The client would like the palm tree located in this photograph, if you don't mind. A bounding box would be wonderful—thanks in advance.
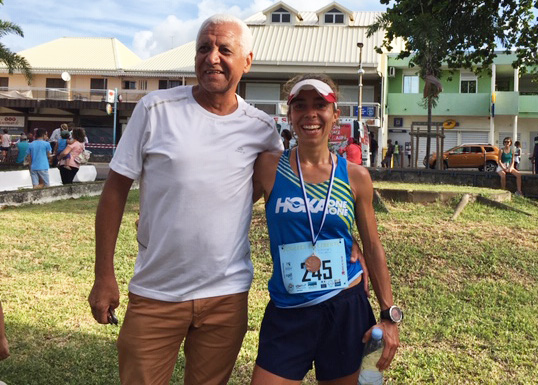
[0,18,32,84]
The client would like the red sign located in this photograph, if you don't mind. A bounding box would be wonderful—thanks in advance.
[330,123,352,143]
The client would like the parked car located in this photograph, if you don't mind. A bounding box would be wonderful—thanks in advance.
[424,143,500,172]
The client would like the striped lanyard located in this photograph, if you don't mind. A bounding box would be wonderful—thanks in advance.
[296,148,336,248]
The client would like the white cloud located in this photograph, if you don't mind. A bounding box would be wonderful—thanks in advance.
[2,0,387,58]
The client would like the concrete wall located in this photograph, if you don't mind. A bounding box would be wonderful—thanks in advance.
[0,166,97,192]
[369,168,538,198]
[0,181,105,207]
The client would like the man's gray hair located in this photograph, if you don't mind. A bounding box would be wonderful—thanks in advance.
[196,14,253,57]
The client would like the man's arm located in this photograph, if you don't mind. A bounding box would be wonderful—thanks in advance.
[88,170,133,324]
[0,301,9,360]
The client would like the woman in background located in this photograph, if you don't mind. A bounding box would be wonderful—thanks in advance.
[497,136,523,196]
[58,127,86,184]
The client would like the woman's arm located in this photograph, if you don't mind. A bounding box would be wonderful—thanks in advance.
[58,144,73,160]
[349,163,399,371]
[253,151,281,203]
[498,149,508,172]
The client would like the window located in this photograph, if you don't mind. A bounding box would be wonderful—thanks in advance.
[460,73,477,93]
[271,7,291,23]
[90,78,107,90]
[403,75,419,94]
[0,77,8,90]
[138,80,148,90]
[159,80,182,89]
[46,78,66,88]
[90,78,108,99]
[325,8,344,24]
[46,78,67,99]
[123,81,136,90]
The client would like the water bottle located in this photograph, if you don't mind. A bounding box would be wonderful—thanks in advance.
[358,327,384,385]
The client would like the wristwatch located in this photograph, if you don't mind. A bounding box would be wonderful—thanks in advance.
[380,305,404,323]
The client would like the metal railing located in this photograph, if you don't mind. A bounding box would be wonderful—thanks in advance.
[245,99,381,119]
[0,87,150,103]
[1,87,383,117]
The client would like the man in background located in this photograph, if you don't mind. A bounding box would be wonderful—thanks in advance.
[26,128,52,188]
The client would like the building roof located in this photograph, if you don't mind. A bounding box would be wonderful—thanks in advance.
[126,41,196,75]
[12,37,141,74]
[128,7,401,77]
[248,21,384,67]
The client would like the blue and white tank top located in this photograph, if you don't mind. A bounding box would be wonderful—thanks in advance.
[265,149,363,308]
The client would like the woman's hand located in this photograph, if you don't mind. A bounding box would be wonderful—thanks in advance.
[362,320,400,371]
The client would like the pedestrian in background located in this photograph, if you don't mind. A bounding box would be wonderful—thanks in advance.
[531,136,538,174]
[1,129,10,163]
[341,137,362,165]
[381,139,394,168]
[393,140,400,167]
[497,136,523,196]
[15,134,29,164]
[513,140,521,170]
[370,135,378,166]
[26,128,52,189]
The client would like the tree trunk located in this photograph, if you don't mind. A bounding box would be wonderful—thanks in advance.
[425,96,432,167]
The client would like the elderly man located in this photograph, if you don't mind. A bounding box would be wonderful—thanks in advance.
[88,14,283,385]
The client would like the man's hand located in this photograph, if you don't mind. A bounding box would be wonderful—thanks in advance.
[88,277,120,324]
[350,238,370,297]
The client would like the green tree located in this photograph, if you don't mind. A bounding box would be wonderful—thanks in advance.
[0,0,32,84]
[368,0,538,168]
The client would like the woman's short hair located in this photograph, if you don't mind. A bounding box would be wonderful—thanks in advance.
[72,127,86,143]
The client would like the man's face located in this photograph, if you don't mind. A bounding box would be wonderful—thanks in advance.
[195,22,252,97]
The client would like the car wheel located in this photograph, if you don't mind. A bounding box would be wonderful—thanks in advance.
[484,161,497,172]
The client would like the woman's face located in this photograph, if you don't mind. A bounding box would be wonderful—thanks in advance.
[288,89,340,146]
[503,138,512,147]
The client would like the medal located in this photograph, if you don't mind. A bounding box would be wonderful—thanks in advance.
[305,253,322,272]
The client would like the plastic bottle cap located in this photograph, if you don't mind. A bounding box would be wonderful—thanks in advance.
[372,327,383,341]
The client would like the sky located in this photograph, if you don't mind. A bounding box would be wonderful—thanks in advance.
[1,0,388,60]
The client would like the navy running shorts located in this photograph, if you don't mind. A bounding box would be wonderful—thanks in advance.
[255,283,376,381]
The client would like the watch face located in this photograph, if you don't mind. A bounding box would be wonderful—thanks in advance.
[390,306,403,322]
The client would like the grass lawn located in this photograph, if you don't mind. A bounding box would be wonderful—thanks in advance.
[0,188,537,384]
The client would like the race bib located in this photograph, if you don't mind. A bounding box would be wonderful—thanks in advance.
[279,239,348,294]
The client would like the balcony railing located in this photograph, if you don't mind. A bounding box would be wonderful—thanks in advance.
[0,87,150,103]
[246,99,381,120]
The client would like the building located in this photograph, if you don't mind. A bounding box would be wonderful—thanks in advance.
[386,55,538,171]
[1,1,537,169]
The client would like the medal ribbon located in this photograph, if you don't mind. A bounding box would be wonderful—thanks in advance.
[296,148,336,247]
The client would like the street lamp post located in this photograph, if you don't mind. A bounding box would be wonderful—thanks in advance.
[357,42,364,126]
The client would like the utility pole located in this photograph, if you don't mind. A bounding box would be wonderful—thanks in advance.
[357,42,364,126]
